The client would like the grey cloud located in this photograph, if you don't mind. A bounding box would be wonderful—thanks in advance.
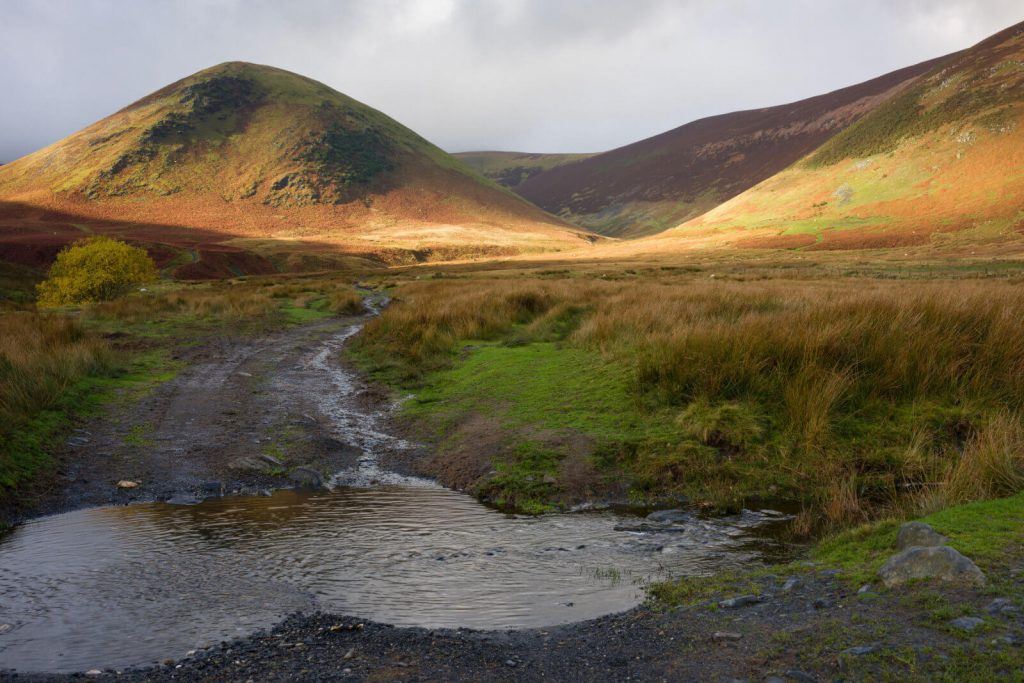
[0,0,1020,162]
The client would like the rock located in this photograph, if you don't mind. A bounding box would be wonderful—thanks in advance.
[719,594,762,609]
[784,670,818,683]
[85,670,103,676]
[781,577,801,592]
[645,508,692,524]
[896,521,948,550]
[987,598,1019,615]
[199,481,223,495]
[505,659,518,667]
[857,584,873,594]
[116,480,140,489]
[812,597,833,610]
[878,545,985,587]
[819,569,841,578]
[0,623,12,635]
[949,616,985,632]
[289,466,324,488]
[167,494,200,505]
[713,631,743,640]
[841,644,879,656]
[613,522,685,533]
[229,453,284,473]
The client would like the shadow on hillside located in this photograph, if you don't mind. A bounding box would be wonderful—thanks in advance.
[0,200,374,280]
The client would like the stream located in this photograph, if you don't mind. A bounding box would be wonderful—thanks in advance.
[0,307,796,673]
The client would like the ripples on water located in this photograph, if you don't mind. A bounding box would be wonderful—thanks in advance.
[0,486,792,672]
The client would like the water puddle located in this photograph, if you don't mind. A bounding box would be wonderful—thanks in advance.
[0,487,792,672]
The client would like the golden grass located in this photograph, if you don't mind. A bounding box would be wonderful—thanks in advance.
[0,312,111,429]
[357,270,1024,528]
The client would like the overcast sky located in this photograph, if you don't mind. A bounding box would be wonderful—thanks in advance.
[1,0,1020,161]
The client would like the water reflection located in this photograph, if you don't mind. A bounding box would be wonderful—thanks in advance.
[0,486,792,672]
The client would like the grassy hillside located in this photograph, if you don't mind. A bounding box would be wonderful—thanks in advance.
[659,21,1024,253]
[513,56,945,238]
[453,151,596,188]
[0,62,595,277]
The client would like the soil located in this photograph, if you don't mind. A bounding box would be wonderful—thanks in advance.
[3,313,1020,681]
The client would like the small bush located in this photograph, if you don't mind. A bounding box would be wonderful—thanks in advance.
[37,237,158,307]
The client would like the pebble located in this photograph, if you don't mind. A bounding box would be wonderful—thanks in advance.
[949,616,985,632]
[781,577,801,592]
[505,659,518,667]
[857,584,872,594]
[841,644,878,656]
[987,598,1019,615]
[719,594,762,609]
[784,670,818,682]
[713,631,743,641]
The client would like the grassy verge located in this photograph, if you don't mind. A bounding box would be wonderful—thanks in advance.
[351,267,1024,524]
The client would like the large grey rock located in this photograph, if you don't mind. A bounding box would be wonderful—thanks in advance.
[289,466,325,488]
[878,545,985,587]
[896,521,948,550]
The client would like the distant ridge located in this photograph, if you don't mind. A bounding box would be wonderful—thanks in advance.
[513,55,950,237]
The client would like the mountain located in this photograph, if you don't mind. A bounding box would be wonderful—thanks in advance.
[651,20,1024,253]
[0,62,595,277]
[453,151,596,189]
[512,56,949,238]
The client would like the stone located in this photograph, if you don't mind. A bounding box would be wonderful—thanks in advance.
[895,521,948,551]
[857,584,873,594]
[949,616,985,632]
[878,546,985,588]
[713,631,743,640]
[200,481,223,495]
[781,577,801,592]
[784,670,818,683]
[645,508,692,524]
[987,598,1019,615]
[841,644,879,656]
[289,466,324,488]
[229,453,284,473]
[85,670,103,676]
[116,480,140,489]
[719,594,762,609]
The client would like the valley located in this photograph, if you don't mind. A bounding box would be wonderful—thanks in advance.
[2,12,1024,683]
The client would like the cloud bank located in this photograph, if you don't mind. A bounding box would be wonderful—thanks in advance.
[0,0,1020,161]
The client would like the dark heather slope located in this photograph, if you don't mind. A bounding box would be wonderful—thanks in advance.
[515,54,953,237]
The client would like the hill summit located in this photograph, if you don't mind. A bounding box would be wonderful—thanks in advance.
[0,62,593,275]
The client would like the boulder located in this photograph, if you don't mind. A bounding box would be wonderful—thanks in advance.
[878,545,985,587]
[289,466,325,488]
[229,453,284,473]
[895,521,948,550]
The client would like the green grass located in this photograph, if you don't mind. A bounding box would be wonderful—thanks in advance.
[813,492,1024,583]
[0,348,179,498]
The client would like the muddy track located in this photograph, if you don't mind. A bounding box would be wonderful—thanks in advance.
[14,311,407,522]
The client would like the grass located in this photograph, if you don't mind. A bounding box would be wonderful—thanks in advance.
[353,268,1024,522]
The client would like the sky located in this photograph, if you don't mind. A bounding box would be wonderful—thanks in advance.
[1,0,1021,161]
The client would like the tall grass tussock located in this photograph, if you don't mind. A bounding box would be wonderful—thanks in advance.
[355,273,1024,529]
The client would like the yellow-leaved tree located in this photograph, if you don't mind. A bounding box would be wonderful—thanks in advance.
[37,237,158,307]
